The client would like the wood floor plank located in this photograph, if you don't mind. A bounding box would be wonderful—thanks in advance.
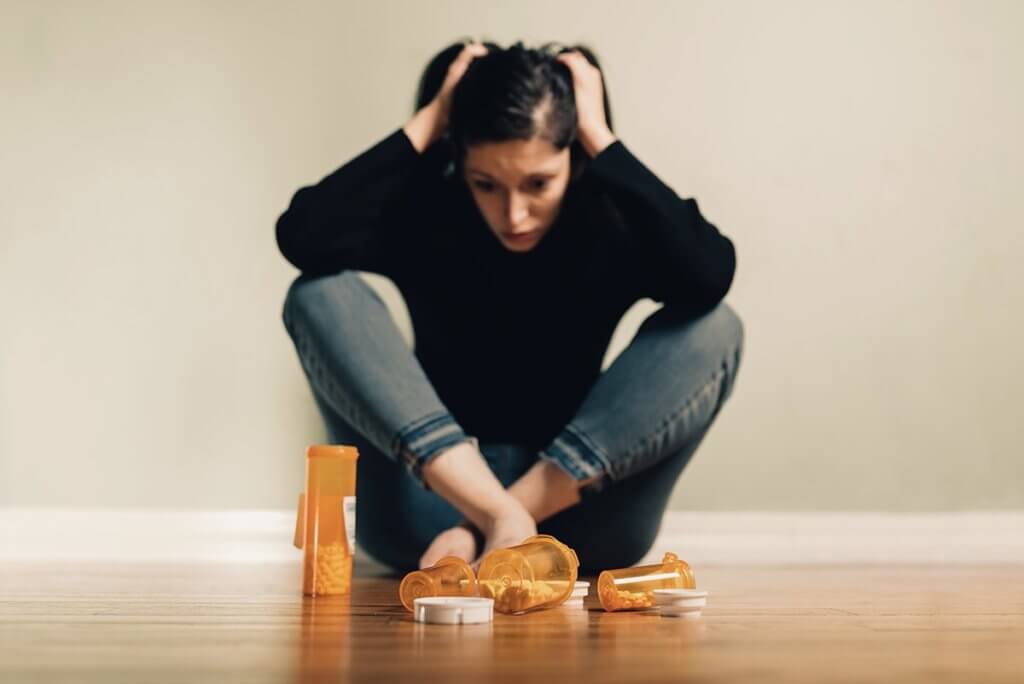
[1,562,1022,683]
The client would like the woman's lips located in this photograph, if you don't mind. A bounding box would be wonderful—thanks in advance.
[504,230,539,243]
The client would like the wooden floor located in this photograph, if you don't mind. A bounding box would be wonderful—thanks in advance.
[1,561,1022,683]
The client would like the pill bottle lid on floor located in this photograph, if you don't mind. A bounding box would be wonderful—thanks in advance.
[414,597,495,624]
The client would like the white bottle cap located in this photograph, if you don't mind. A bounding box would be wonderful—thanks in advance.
[562,597,585,608]
[656,589,707,619]
[413,597,494,625]
[652,589,708,607]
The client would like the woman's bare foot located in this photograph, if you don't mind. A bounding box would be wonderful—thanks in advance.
[419,525,478,569]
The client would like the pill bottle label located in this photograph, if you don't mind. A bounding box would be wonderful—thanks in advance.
[343,496,357,555]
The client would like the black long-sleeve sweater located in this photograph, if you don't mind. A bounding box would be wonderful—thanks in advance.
[276,129,736,450]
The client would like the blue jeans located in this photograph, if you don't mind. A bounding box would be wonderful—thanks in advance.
[282,272,743,574]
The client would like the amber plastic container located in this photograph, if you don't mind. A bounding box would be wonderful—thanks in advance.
[477,534,580,614]
[292,445,359,596]
[399,556,478,611]
[597,552,696,611]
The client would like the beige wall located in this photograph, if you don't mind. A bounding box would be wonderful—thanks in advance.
[2,1,1021,510]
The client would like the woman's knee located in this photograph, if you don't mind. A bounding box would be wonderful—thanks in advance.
[664,301,744,395]
[698,301,744,396]
[641,300,743,353]
[704,301,744,356]
[673,301,744,362]
[281,271,382,334]
[638,301,744,401]
[712,303,744,402]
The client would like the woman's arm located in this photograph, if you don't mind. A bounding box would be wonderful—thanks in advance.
[274,121,443,277]
[507,460,594,522]
[403,100,446,153]
[587,141,737,311]
[418,440,538,569]
[276,42,488,278]
[557,49,735,313]
[421,441,536,537]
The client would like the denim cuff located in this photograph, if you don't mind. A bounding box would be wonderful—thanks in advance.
[393,411,478,489]
[539,423,612,493]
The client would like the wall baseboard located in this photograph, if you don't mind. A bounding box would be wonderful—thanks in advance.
[642,511,1024,565]
[1,510,1021,565]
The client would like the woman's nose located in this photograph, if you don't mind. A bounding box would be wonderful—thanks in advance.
[506,194,529,226]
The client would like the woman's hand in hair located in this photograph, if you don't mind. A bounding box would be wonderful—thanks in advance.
[404,42,488,153]
[435,42,488,127]
[557,50,617,158]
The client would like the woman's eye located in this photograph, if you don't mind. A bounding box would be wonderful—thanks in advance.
[473,182,495,192]
[530,180,548,192]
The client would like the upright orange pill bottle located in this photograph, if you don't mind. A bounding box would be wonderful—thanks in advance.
[292,445,358,596]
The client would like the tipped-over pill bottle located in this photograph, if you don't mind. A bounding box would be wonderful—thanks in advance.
[477,534,579,614]
[597,552,696,611]
[399,556,478,611]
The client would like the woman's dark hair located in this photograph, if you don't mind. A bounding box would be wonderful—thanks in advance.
[414,40,613,182]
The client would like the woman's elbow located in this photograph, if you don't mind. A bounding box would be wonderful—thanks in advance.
[712,237,737,302]
[688,236,735,309]
[275,211,308,272]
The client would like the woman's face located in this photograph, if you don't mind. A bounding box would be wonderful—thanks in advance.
[463,137,571,252]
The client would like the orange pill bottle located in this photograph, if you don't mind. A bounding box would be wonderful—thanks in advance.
[399,556,478,611]
[597,552,696,611]
[477,534,579,614]
[292,445,358,596]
